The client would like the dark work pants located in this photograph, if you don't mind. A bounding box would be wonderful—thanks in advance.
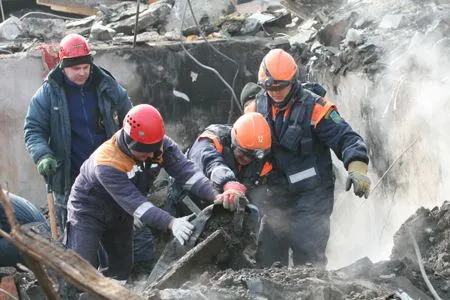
[256,185,334,268]
[65,212,134,280]
[0,238,23,267]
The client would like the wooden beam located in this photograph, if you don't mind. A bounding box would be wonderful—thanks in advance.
[36,0,97,16]
[0,187,144,300]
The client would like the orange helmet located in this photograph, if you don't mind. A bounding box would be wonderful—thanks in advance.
[123,104,165,152]
[231,112,271,159]
[257,49,298,91]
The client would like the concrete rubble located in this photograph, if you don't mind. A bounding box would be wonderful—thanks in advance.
[0,0,449,299]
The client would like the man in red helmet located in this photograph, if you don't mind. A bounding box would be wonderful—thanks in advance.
[64,104,220,280]
[245,48,371,268]
[24,33,132,231]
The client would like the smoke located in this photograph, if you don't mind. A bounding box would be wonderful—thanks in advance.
[326,1,450,269]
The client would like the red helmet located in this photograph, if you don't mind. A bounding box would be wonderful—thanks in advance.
[257,49,298,91]
[59,34,91,60]
[123,104,165,152]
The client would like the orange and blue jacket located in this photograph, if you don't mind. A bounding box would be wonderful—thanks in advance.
[187,124,273,191]
[67,129,217,230]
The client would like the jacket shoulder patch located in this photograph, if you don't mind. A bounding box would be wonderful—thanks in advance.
[311,97,336,127]
[327,110,343,123]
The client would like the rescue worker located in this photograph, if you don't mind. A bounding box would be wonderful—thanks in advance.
[246,48,370,268]
[0,192,49,267]
[240,82,263,114]
[166,112,272,216]
[65,104,221,280]
[24,33,132,231]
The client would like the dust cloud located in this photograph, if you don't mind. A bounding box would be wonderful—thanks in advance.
[326,1,450,269]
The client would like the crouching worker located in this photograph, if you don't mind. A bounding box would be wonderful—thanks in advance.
[166,112,272,216]
[64,104,219,280]
[0,192,48,267]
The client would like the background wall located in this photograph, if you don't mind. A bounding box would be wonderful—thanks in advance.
[0,38,270,207]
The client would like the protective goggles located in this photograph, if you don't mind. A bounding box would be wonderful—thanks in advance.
[234,144,269,160]
[258,62,294,91]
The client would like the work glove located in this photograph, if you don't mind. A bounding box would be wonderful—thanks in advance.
[345,161,371,199]
[170,215,195,245]
[214,181,247,212]
[37,154,57,177]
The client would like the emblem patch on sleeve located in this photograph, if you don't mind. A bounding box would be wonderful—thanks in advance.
[329,110,343,123]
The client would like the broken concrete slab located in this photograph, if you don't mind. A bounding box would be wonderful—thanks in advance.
[317,12,358,47]
[0,17,24,41]
[165,0,235,34]
[113,31,163,44]
[22,18,66,40]
[90,22,116,41]
[109,2,171,35]
[299,18,319,30]
[344,28,365,47]
[336,257,373,279]
[247,12,276,25]
[97,1,149,24]
[65,15,96,29]
[379,14,404,29]
[289,29,316,45]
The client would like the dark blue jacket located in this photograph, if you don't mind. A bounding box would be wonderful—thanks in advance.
[67,130,218,230]
[187,124,272,190]
[24,63,132,194]
[64,74,107,177]
[255,83,369,195]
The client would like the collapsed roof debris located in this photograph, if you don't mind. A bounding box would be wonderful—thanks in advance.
[1,0,449,299]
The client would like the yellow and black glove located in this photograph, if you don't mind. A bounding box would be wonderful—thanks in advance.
[345,161,371,199]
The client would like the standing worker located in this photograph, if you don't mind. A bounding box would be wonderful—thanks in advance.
[246,48,371,268]
[166,112,273,215]
[24,33,132,231]
[65,104,221,280]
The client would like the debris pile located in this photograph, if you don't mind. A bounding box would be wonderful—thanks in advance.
[0,0,297,53]
[142,201,450,299]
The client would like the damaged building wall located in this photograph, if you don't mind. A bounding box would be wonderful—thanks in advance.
[0,38,270,206]
[301,0,450,269]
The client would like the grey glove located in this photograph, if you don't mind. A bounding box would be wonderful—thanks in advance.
[170,215,194,245]
[37,154,57,177]
[345,161,371,199]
